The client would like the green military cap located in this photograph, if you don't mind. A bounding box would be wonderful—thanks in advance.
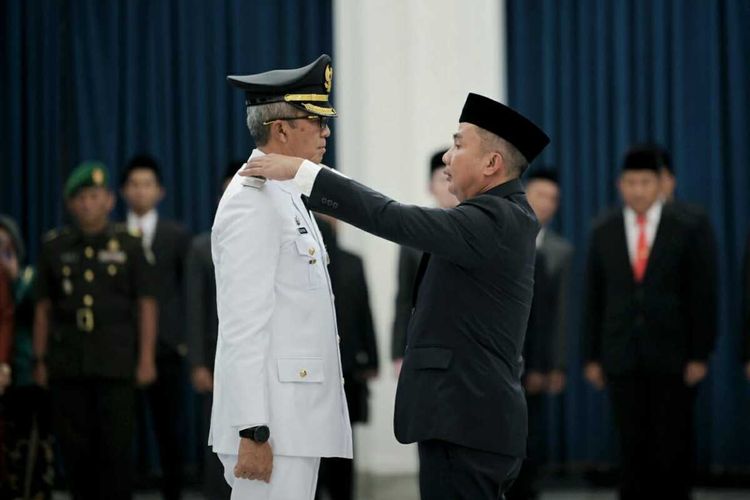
[227,54,336,117]
[64,161,109,199]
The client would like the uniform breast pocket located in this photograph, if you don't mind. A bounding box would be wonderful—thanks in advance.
[279,235,326,291]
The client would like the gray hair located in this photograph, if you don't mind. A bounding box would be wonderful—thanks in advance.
[477,128,529,177]
[245,102,301,146]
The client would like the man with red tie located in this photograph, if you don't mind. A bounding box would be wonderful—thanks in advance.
[583,146,716,500]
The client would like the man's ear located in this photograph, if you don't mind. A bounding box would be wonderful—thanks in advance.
[272,121,289,143]
[485,152,503,176]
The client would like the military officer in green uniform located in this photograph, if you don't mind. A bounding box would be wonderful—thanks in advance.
[32,161,158,500]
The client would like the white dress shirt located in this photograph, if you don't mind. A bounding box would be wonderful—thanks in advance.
[127,209,158,250]
[623,201,663,266]
[535,227,546,250]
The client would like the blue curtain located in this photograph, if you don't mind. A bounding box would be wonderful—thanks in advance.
[1,0,334,262]
[507,0,750,467]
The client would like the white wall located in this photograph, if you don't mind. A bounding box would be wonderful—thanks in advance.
[333,0,506,475]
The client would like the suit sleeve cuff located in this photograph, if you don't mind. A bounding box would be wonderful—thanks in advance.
[294,160,322,196]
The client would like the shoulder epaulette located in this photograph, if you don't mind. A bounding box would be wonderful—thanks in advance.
[43,227,70,243]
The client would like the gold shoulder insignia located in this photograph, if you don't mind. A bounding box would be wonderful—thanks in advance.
[42,227,69,243]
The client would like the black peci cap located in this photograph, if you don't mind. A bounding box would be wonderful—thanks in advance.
[526,166,559,184]
[227,54,336,117]
[622,144,672,173]
[430,149,449,176]
[459,93,549,163]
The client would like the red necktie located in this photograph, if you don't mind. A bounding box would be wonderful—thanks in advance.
[633,213,649,282]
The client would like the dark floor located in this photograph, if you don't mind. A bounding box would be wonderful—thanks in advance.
[50,474,750,500]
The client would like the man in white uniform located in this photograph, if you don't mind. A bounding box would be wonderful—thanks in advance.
[210,54,352,500]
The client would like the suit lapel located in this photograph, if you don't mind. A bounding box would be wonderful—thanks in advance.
[611,213,635,287]
[642,208,674,283]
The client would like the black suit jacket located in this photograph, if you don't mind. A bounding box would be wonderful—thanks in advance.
[149,218,191,356]
[184,232,218,371]
[391,245,421,360]
[583,204,716,375]
[316,219,379,423]
[307,169,538,457]
[524,252,554,373]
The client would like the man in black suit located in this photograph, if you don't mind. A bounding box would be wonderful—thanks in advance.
[185,162,239,500]
[314,215,379,500]
[121,155,191,500]
[508,168,573,500]
[391,149,458,374]
[243,92,550,500]
[583,147,716,500]
[655,144,718,344]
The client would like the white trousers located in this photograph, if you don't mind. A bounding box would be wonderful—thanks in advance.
[219,453,320,500]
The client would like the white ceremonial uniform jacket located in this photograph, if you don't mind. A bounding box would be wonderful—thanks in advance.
[209,149,352,459]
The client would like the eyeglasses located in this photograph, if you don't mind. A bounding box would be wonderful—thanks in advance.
[262,115,330,130]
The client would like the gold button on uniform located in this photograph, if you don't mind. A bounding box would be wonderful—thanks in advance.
[62,266,71,276]
[85,247,94,259]
[84,270,94,282]
[83,294,94,307]
[299,369,308,379]
[108,264,117,276]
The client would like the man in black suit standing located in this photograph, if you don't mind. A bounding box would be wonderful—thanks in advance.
[314,215,379,500]
[242,92,550,500]
[391,149,458,375]
[121,155,191,500]
[583,147,716,500]
[508,168,573,500]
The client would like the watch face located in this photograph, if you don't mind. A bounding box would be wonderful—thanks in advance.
[255,425,270,443]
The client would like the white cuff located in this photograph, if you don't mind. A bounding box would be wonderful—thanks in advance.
[294,160,322,196]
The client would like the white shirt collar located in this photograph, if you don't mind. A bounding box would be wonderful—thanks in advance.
[623,200,662,228]
[127,209,158,248]
[536,227,546,249]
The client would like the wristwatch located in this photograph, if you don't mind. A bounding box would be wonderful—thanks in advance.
[239,425,270,443]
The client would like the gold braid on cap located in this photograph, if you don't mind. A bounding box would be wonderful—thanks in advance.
[284,94,330,102]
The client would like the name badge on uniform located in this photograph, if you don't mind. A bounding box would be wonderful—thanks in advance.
[98,250,127,264]
[298,227,308,235]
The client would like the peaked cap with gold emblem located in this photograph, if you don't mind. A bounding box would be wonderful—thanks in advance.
[227,54,336,117]
[64,161,109,199]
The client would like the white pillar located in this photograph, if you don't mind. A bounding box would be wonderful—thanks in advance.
[333,0,506,475]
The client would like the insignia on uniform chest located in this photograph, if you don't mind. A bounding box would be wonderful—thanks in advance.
[97,250,127,264]
[298,227,308,235]
[295,215,301,226]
